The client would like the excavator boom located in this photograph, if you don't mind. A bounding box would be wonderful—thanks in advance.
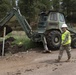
[0,7,32,38]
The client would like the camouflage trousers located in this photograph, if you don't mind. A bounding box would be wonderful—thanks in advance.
[58,44,71,61]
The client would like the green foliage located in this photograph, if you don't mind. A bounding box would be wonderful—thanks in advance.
[0,0,11,19]
[7,32,37,50]
[51,0,76,17]
[11,36,37,50]
[62,0,76,15]
[19,0,51,23]
[0,0,76,23]
[52,0,60,11]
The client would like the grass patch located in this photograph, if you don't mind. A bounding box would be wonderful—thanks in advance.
[6,31,37,50]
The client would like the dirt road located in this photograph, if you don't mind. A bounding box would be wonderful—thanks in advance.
[0,48,76,75]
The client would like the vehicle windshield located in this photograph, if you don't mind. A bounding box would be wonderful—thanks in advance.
[50,12,57,21]
[38,15,47,28]
[59,13,65,22]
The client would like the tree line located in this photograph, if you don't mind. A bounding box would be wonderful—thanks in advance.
[0,0,76,23]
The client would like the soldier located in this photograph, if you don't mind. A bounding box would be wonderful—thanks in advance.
[57,24,71,62]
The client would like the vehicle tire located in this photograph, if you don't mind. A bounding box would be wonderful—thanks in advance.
[71,38,76,48]
[46,30,61,50]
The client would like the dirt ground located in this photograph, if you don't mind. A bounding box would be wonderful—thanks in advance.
[0,47,76,75]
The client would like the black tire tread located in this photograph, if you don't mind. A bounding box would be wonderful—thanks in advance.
[46,30,61,50]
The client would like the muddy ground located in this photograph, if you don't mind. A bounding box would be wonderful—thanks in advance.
[0,44,76,75]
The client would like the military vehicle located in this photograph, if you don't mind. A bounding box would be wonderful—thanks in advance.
[0,0,76,51]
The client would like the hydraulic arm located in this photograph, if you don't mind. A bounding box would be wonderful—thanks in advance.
[0,7,32,38]
[0,0,49,51]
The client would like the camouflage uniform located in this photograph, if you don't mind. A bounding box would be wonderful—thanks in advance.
[58,44,71,61]
[58,30,71,61]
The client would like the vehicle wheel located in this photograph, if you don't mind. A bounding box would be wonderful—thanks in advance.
[71,38,76,48]
[46,30,61,50]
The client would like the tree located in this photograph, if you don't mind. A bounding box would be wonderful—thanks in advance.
[0,0,11,19]
[19,0,51,23]
[61,0,76,16]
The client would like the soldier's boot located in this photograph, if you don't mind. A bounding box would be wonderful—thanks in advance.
[56,56,61,62]
[43,50,51,53]
[66,55,71,62]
